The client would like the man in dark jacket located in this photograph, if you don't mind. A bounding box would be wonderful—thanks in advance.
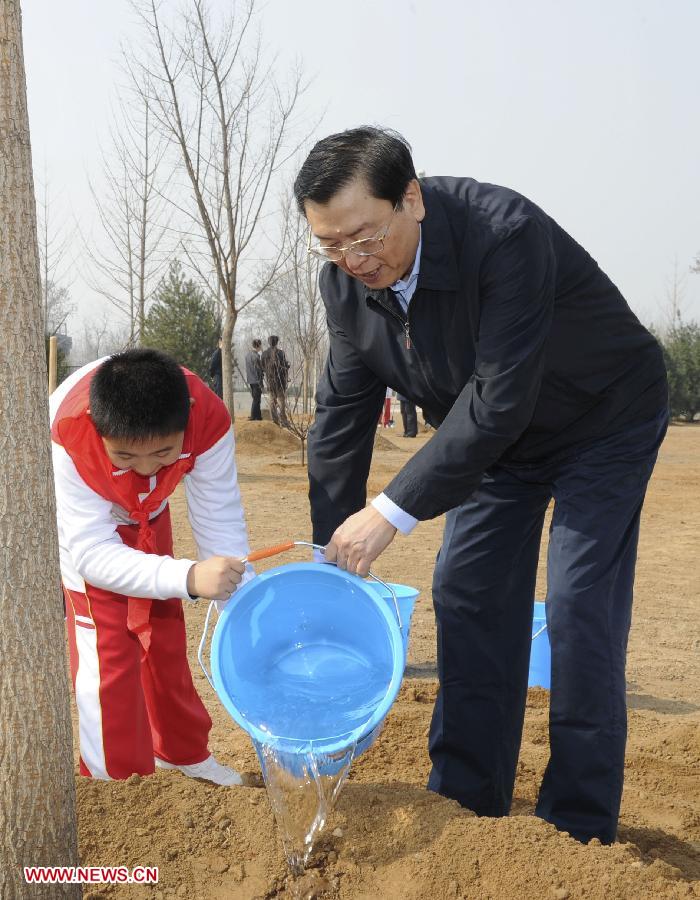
[293,127,668,846]
[397,392,418,437]
[245,338,264,420]
[208,339,223,398]
[261,335,290,427]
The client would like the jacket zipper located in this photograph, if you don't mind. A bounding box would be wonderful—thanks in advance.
[369,292,445,408]
[374,295,413,351]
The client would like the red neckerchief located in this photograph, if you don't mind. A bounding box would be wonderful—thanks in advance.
[52,368,228,655]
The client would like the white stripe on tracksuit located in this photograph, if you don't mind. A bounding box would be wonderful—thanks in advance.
[65,591,109,780]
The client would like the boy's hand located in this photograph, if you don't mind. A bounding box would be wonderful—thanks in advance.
[187,556,246,600]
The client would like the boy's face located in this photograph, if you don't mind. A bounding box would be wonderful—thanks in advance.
[101,432,186,477]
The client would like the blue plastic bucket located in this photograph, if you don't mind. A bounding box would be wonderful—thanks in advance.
[208,563,415,757]
[369,581,419,657]
[352,581,419,757]
[528,600,551,689]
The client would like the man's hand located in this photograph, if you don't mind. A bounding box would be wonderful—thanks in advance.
[325,506,397,577]
[187,556,245,601]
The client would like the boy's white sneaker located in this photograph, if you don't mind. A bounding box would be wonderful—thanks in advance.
[155,754,243,786]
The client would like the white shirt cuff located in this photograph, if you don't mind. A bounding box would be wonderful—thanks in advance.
[171,557,200,600]
[371,493,418,535]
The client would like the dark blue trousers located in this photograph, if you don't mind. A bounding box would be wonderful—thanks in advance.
[427,408,668,843]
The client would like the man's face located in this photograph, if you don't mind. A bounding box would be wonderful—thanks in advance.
[102,432,186,477]
[304,177,425,291]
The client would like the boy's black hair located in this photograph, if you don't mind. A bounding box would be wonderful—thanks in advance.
[89,349,190,440]
[268,335,279,347]
[293,126,417,215]
[252,338,262,349]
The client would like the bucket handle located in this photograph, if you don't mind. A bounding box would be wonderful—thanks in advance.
[197,540,402,691]
[198,599,219,690]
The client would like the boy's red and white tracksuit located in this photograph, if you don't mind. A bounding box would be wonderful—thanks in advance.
[50,360,251,780]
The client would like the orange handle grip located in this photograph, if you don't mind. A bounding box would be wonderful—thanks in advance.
[246,541,296,563]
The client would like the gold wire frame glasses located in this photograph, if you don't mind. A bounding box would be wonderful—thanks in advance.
[307,203,399,262]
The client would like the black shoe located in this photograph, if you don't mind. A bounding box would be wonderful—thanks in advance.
[405,432,417,438]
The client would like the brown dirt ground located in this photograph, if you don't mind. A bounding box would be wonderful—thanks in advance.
[75,422,700,899]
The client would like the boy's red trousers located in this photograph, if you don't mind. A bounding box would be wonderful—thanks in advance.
[63,508,211,780]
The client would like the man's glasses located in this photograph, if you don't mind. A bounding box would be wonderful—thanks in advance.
[307,203,399,262]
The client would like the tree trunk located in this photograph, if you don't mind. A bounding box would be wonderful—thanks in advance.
[302,356,309,415]
[312,356,318,408]
[0,4,81,897]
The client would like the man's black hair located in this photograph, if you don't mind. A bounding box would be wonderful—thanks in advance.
[89,348,190,440]
[293,126,417,215]
[268,335,279,347]
[252,338,262,349]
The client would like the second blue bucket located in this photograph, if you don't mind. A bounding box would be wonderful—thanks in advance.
[529,600,551,689]
[203,556,418,761]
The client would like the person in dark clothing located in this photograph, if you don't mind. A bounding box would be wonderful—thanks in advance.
[208,340,223,399]
[397,393,417,437]
[261,335,290,427]
[294,127,668,846]
[245,338,264,420]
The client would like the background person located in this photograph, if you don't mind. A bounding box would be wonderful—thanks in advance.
[294,126,669,845]
[245,338,264,420]
[261,335,290,427]
[208,338,223,398]
[397,392,417,437]
[379,386,394,428]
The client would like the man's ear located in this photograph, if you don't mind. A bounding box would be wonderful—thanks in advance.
[404,178,425,223]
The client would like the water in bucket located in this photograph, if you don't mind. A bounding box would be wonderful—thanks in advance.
[202,561,418,873]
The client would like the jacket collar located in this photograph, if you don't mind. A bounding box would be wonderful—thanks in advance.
[365,182,459,304]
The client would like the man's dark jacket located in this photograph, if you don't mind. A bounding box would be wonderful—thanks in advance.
[308,177,667,544]
[261,346,290,393]
[208,347,223,398]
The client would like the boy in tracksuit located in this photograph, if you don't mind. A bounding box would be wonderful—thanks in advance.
[50,348,251,784]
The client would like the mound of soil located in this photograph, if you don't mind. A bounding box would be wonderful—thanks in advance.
[75,682,699,899]
[374,432,400,451]
[235,422,400,456]
[234,420,300,454]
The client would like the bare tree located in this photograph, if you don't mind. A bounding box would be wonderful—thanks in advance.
[70,312,131,367]
[255,192,328,413]
[36,173,75,334]
[282,357,313,466]
[655,256,689,338]
[84,87,170,344]
[43,281,75,337]
[0,4,80,896]
[131,0,307,415]
[666,256,688,329]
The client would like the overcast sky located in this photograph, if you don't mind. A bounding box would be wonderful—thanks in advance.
[22,0,700,328]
